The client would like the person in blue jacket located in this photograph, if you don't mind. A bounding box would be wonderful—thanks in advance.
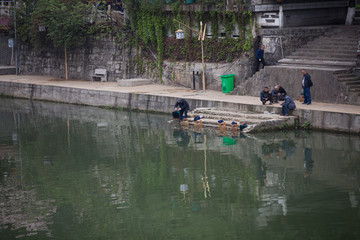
[281,95,296,116]
[255,45,266,72]
[301,69,312,105]
[174,98,190,119]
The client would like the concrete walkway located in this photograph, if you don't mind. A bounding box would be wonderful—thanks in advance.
[0,75,359,133]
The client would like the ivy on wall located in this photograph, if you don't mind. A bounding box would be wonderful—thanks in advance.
[123,0,254,81]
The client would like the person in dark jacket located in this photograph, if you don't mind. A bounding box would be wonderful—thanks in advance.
[255,45,266,73]
[271,84,287,102]
[281,95,296,116]
[260,87,273,105]
[174,98,190,119]
[301,69,312,105]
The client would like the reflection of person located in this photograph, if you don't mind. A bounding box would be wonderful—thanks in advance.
[281,140,296,160]
[304,147,314,178]
[262,142,281,159]
[173,129,190,147]
[255,157,267,186]
[174,98,190,119]
[255,45,266,72]
[260,87,273,105]
[301,69,312,105]
[271,84,287,102]
[281,95,296,116]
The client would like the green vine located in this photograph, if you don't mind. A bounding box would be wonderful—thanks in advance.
[122,0,254,80]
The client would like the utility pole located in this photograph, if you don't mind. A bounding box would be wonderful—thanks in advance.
[174,19,207,92]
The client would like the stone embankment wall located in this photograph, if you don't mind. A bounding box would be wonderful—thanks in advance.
[0,81,359,134]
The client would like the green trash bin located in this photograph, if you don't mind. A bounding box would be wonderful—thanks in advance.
[220,74,235,93]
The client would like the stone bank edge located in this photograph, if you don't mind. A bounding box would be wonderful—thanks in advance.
[0,81,359,134]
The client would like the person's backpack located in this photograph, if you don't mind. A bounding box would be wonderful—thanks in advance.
[308,77,313,87]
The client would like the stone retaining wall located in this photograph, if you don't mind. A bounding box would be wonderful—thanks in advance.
[239,66,360,105]
[0,81,359,134]
[18,37,254,91]
[162,59,253,91]
[19,37,138,82]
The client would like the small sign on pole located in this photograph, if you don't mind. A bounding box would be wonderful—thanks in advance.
[8,38,14,48]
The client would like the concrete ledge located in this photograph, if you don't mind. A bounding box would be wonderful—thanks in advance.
[117,78,152,87]
[0,67,16,75]
[0,80,359,134]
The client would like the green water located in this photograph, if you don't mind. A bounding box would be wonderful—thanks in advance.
[0,98,359,240]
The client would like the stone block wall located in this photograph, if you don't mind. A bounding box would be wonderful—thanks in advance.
[161,58,253,91]
[18,36,254,91]
[19,37,138,82]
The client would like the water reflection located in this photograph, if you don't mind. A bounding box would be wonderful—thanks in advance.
[0,98,360,240]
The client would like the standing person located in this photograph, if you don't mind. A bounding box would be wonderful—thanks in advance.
[174,98,190,119]
[271,84,287,103]
[255,45,266,73]
[281,95,296,116]
[301,69,312,105]
[260,87,273,105]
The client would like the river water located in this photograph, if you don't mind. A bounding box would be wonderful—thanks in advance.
[0,98,359,240]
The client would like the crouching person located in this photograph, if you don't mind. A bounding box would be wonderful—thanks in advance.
[271,84,287,103]
[174,98,190,120]
[281,95,296,116]
[260,87,273,105]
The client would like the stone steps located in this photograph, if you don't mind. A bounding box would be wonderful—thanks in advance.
[337,77,360,82]
[344,80,360,85]
[294,49,355,55]
[278,58,356,68]
[289,52,356,59]
[186,108,297,133]
[333,70,360,94]
[335,73,356,78]
[301,45,357,51]
[307,41,357,47]
[311,38,358,43]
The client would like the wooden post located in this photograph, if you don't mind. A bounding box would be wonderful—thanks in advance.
[65,45,69,80]
[201,24,206,92]
[201,40,205,91]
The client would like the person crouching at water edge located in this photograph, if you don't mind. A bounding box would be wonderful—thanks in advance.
[173,98,190,120]
[281,95,296,116]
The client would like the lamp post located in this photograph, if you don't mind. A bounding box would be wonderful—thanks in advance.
[174,19,207,91]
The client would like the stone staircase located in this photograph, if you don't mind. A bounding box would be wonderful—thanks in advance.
[180,108,297,133]
[278,26,358,69]
[333,70,360,95]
